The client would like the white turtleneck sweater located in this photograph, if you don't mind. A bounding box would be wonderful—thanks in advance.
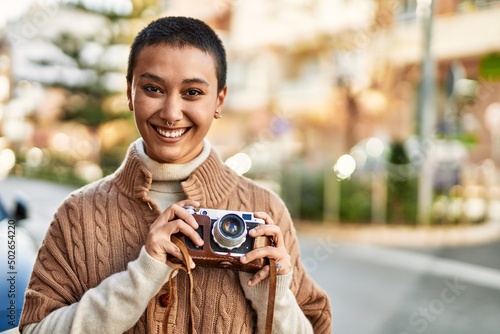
[134,138,212,211]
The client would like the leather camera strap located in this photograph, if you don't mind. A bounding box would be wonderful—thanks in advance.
[164,236,194,334]
[164,237,277,334]
[265,258,277,334]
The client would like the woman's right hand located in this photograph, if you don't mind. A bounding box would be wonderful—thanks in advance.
[145,200,204,268]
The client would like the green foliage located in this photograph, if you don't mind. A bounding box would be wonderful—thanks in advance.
[479,53,500,81]
[280,162,324,221]
[280,148,420,224]
[13,157,88,188]
[100,140,135,176]
[338,176,372,222]
[386,141,418,224]
[299,171,325,221]
[61,96,131,129]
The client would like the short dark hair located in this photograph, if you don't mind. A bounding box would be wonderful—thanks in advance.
[126,16,227,92]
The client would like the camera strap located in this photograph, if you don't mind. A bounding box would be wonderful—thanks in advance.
[164,236,277,334]
[164,236,195,334]
[266,258,277,334]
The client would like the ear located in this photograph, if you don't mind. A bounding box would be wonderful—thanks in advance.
[126,81,133,111]
[215,86,227,116]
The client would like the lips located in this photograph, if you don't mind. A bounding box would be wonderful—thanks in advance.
[153,125,188,138]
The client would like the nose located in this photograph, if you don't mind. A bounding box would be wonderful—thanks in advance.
[158,94,183,123]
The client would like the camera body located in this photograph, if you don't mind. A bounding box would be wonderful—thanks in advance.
[170,206,270,272]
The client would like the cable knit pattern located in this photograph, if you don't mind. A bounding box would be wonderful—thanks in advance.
[19,142,331,333]
[93,188,110,285]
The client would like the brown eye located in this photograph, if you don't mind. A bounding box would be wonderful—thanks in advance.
[184,89,202,97]
[144,85,161,93]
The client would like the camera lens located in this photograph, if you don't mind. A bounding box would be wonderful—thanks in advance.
[212,214,247,250]
[221,218,244,237]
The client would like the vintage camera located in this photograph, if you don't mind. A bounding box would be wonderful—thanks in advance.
[170,206,270,272]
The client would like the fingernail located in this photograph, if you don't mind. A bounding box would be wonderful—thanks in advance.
[241,256,247,263]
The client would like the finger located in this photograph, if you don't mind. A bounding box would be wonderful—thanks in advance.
[155,203,200,231]
[249,224,281,237]
[165,245,197,269]
[172,205,201,230]
[248,225,284,248]
[276,261,283,274]
[168,219,204,247]
[240,246,282,264]
[150,218,204,248]
[175,199,200,209]
[146,237,183,264]
[167,257,196,270]
[253,211,275,225]
[148,225,199,269]
[247,265,270,286]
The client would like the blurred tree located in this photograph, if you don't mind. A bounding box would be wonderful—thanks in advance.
[386,141,418,224]
[31,0,160,176]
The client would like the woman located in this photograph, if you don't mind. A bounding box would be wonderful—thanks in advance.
[20,16,331,333]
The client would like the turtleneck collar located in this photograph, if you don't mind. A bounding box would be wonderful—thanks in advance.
[133,138,212,182]
[112,139,240,210]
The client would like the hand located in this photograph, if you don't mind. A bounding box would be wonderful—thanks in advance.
[240,212,292,286]
[145,200,204,269]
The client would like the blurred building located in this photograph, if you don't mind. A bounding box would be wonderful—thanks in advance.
[162,0,382,164]
[385,0,500,223]
[160,0,500,223]
[388,0,500,163]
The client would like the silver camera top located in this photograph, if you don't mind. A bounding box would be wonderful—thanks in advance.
[183,206,197,214]
[184,206,264,252]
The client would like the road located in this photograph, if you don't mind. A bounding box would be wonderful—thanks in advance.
[1,177,500,334]
[299,235,500,334]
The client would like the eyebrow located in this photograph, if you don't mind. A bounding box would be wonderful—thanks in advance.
[140,72,165,84]
[139,72,210,87]
[183,77,210,87]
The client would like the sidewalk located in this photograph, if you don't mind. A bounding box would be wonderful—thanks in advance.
[296,220,500,248]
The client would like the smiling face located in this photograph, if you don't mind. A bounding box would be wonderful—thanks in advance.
[127,44,227,164]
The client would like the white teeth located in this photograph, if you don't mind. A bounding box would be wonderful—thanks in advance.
[156,127,186,138]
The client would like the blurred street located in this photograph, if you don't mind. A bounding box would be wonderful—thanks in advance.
[300,236,500,334]
[1,177,500,334]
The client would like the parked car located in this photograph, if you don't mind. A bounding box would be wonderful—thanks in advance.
[0,196,37,332]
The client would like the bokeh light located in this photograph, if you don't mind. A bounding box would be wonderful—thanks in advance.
[225,152,252,176]
[334,154,356,180]
[0,149,16,177]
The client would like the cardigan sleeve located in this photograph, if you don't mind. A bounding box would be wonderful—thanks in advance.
[239,270,314,334]
[270,196,332,333]
[19,204,172,333]
[21,247,171,333]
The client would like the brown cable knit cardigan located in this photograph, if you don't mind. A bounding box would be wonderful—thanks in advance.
[19,144,332,333]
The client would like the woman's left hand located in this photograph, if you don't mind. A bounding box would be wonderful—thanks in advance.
[240,212,292,286]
